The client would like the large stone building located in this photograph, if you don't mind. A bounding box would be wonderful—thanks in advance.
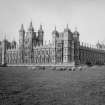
[0,22,105,66]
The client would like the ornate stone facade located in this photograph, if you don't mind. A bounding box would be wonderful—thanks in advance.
[0,22,105,66]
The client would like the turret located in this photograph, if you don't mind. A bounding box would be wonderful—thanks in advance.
[73,27,80,42]
[19,24,25,49]
[73,27,80,65]
[38,25,44,46]
[52,26,59,43]
[52,26,59,37]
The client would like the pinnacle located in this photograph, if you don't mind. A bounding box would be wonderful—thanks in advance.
[20,24,24,31]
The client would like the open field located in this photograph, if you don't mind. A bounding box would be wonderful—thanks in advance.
[0,66,105,105]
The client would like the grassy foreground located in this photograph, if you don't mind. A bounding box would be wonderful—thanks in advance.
[0,66,105,105]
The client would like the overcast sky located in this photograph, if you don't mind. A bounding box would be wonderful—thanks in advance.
[0,0,105,44]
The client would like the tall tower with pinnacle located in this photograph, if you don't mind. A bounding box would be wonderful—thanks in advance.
[73,27,80,65]
[52,26,59,43]
[25,21,35,63]
[63,24,74,63]
[38,25,44,46]
[52,26,59,63]
[26,21,34,49]
[19,24,25,49]
[19,24,25,63]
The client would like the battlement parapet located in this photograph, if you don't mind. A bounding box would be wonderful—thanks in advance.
[80,41,105,52]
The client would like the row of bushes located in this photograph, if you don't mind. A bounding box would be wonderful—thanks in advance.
[30,66,83,71]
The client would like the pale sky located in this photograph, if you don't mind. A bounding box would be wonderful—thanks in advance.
[0,0,105,44]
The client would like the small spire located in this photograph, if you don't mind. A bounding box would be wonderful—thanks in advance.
[40,24,42,30]
[55,26,56,31]
[98,40,99,43]
[64,24,71,32]
[21,24,24,29]
[30,21,33,27]
[52,26,58,34]
[20,24,24,31]
[38,24,44,33]
[74,27,79,36]
[66,24,69,29]
[28,21,34,31]
[4,33,6,40]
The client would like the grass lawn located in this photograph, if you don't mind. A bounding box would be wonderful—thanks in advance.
[0,66,105,105]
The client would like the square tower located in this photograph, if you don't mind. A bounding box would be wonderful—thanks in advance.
[63,25,74,64]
